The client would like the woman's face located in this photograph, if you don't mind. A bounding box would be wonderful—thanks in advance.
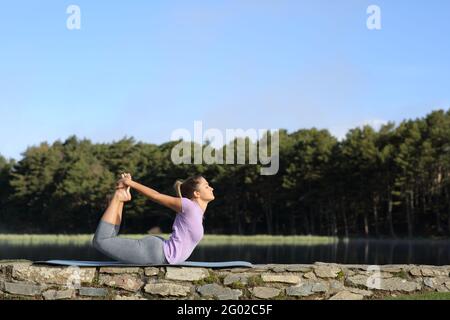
[195,177,215,202]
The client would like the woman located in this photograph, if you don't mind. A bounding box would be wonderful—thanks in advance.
[92,173,215,265]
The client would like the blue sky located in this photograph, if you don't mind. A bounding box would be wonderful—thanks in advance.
[1,0,449,160]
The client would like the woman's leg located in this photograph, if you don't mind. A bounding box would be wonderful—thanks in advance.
[99,188,129,225]
[92,188,167,264]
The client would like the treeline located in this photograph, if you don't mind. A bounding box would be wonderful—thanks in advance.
[1,109,450,237]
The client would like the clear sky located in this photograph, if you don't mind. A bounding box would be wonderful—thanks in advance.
[1,0,449,160]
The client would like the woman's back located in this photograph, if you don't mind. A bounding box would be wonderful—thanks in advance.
[163,197,204,264]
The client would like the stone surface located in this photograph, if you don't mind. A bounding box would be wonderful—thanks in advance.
[271,265,289,273]
[12,265,96,286]
[312,282,329,293]
[423,277,450,291]
[115,294,147,300]
[409,267,422,277]
[2,262,449,300]
[286,283,314,297]
[314,265,341,278]
[328,280,345,294]
[379,278,421,292]
[227,268,255,273]
[379,266,404,273]
[339,264,371,271]
[261,273,301,284]
[436,286,450,293]
[303,272,317,280]
[359,271,394,279]
[99,274,144,292]
[286,265,313,273]
[144,267,160,277]
[197,284,242,300]
[251,265,271,272]
[346,287,373,297]
[79,287,109,297]
[285,279,325,297]
[348,274,420,292]
[100,267,140,274]
[0,261,33,269]
[144,283,191,297]
[4,282,43,296]
[251,287,281,299]
[424,277,436,288]
[347,274,373,288]
[341,269,356,277]
[165,267,209,281]
[223,274,249,286]
[269,264,311,273]
[409,266,449,277]
[420,266,449,277]
[329,291,364,300]
[43,289,74,300]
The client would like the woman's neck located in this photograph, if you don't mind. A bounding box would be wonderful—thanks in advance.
[193,199,208,213]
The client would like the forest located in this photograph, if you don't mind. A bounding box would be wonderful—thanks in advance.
[1,109,450,238]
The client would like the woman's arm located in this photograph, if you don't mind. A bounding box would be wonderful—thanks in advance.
[126,180,182,213]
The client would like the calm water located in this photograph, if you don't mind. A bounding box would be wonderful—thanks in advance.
[1,239,450,265]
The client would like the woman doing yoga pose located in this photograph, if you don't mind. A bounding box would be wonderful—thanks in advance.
[92,173,214,264]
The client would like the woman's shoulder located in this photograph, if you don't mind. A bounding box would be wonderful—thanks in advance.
[180,197,192,213]
[180,197,202,214]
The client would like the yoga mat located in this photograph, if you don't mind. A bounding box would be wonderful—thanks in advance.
[33,260,254,268]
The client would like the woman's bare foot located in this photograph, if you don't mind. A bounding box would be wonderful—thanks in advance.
[114,188,132,202]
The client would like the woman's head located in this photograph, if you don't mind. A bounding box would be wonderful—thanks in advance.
[174,175,215,202]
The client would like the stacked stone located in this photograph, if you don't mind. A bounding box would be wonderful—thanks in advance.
[1,260,450,300]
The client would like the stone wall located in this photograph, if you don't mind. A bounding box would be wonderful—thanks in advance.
[1,260,450,300]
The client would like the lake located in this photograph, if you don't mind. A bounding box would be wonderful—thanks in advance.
[1,238,450,265]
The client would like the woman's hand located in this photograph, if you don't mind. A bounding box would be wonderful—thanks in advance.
[116,172,133,189]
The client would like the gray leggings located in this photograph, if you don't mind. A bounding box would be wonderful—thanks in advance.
[92,220,168,264]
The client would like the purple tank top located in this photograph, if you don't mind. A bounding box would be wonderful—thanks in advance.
[163,197,204,264]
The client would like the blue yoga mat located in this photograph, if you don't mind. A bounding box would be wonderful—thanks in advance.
[33,260,254,268]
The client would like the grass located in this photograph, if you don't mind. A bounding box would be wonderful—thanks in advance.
[0,234,338,246]
[200,235,337,245]
[192,271,221,286]
[384,292,450,300]
[0,234,94,245]
[247,275,264,287]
